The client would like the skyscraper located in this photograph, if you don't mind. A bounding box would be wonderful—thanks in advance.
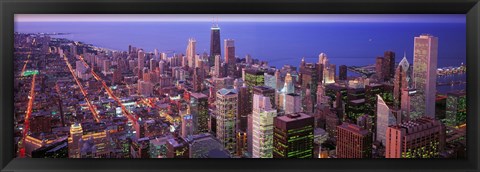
[375,57,384,81]
[214,55,223,78]
[186,38,196,68]
[384,51,396,80]
[336,123,372,158]
[339,65,347,81]
[181,114,194,138]
[224,39,236,77]
[68,123,83,158]
[299,62,320,114]
[237,85,249,132]
[252,94,277,158]
[386,117,445,158]
[285,93,301,114]
[412,34,438,119]
[138,49,145,80]
[210,23,221,67]
[273,113,314,158]
[189,92,209,134]
[376,95,400,146]
[393,61,408,109]
[215,88,238,154]
[253,86,276,109]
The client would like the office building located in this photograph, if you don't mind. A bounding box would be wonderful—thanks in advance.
[252,94,277,158]
[273,113,314,158]
[215,88,238,154]
[336,123,372,158]
[386,117,445,158]
[412,34,438,119]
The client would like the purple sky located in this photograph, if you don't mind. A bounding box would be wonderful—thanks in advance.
[15,14,465,23]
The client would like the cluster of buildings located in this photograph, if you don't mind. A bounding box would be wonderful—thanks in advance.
[12,23,466,159]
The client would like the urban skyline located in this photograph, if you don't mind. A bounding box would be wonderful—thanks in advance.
[13,15,466,159]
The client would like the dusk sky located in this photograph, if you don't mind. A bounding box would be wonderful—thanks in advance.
[15,14,466,68]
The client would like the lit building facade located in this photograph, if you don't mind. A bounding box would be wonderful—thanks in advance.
[215,88,238,154]
[273,113,314,158]
[386,117,445,158]
[252,94,277,158]
[412,34,438,119]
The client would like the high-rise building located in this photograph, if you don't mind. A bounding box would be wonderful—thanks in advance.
[336,123,372,158]
[339,65,347,81]
[375,57,384,81]
[253,86,276,109]
[210,23,221,67]
[412,34,438,119]
[244,69,266,115]
[273,113,314,158]
[394,57,410,109]
[214,55,223,78]
[186,38,196,68]
[215,88,238,154]
[158,60,166,75]
[385,117,445,158]
[299,62,320,114]
[68,123,83,158]
[224,39,236,77]
[284,93,301,114]
[181,114,195,139]
[376,95,401,145]
[189,92,209,134]
[138,49,145,79]
[252,94,277,158]
[237,85,249,132]
[112,68,123,85]
[384,51,396,80]
[445,91,466,127]
[193,67,204,92]
[283,72,295,94]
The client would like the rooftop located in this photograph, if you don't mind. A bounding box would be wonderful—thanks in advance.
[276,112,312,122]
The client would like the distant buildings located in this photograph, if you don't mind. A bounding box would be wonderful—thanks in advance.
[224,39,236,77]
[339,65,347,81]
[186,38,196,68]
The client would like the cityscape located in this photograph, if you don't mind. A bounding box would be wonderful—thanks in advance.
[13,15,466,159]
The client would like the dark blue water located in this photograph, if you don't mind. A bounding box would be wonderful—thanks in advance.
[15,22,466,69]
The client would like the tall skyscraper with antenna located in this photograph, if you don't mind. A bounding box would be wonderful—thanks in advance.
[210,19,221,67]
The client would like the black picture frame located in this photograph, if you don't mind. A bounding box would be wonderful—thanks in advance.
[1,0,479,172]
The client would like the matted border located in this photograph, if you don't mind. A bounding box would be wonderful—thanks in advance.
[1,0,478,172]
